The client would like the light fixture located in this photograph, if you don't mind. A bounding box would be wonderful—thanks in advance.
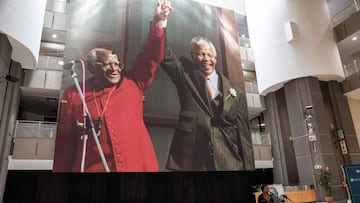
[352,36,358,41]
[58,60,64,65]
[52,34,57,38]
[304,105,313,120]
[304,105,317,152]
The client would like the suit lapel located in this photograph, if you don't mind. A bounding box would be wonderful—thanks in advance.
[219,74,233,118]
[180,57,213,116]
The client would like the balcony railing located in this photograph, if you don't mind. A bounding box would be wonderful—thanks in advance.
[252,132,271,145]
[12,120,56,160]
[343,58,360,78]
[245,80,259,94]
[239,35,255,63]
[331,0,360,27]
[252,132,272,161]
[10,120,274,168]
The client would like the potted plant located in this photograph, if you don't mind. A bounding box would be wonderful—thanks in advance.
[320,166,333,202]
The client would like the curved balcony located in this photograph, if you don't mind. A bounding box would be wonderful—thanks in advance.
[8,120,56,170]
[0,0,47,69]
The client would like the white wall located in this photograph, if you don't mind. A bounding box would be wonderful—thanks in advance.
[0,0,47,69]
[191,0,246,14]
[244,0,344,95]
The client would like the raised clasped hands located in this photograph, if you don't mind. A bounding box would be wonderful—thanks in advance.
[154,0,173,27]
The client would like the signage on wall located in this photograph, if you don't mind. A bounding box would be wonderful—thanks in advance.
[340,140,348,155]
[337,128,345,140]
[308,133,317,142]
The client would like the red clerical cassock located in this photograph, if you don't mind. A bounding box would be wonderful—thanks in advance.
[53,25,165,172]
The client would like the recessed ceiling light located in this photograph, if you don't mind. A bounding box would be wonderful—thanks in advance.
[352,36,358,41]
[58,61,64,65]
[52,34,57,38]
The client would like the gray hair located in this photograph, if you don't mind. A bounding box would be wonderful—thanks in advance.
[85,47,115,73]
[189,37,217,57]
[86,47,111,64]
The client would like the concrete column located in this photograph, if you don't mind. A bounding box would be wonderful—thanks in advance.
[0,33,22,202]
[265,92,289,184]
[0,34,12,116]
[283,77,346,201]
[265,90,299,185]
[0,61,22,202]
[327,81,360,164]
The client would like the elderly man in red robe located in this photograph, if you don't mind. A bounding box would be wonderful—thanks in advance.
[53,0,172,172]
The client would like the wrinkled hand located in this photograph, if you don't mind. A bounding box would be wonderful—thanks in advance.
[153,0,173,26]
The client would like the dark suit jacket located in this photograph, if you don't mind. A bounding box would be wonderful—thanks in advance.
[258,194,274,203]
[161,44,255,171]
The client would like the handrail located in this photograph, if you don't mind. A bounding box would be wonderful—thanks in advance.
[252,132,271,145]
[14,120,57,138]
[343,58,360,78]
[15,120,57,124]
[12,120,57,160]
[331,1,359,27]
[245,80,259,94]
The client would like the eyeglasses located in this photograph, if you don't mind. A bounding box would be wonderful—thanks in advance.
[95,62,125,70]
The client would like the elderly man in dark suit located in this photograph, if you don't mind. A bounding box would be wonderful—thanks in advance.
[161,36,255,171]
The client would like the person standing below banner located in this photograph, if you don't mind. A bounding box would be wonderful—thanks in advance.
[258,185,274,203]
[53,0,173,172]
[161,34,255,170]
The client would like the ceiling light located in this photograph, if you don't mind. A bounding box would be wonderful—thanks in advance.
[52,34,57,38]
[352,36,358,41]
[58,61,64,65]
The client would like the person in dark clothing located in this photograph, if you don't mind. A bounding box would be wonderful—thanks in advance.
[258,184,274,203]
[161,35,254,171]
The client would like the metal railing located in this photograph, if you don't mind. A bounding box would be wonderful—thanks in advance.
[252,132,272,161]
[12,120,57,159]
[238,35,252,48]
[331,0,360,27]
[238,35,255,63]
[252,132,271,145]
[245,80,259,94]
[343,58,360,78]
[14,120,57,138]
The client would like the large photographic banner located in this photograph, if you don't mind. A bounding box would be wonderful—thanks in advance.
[53,0,253,172]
